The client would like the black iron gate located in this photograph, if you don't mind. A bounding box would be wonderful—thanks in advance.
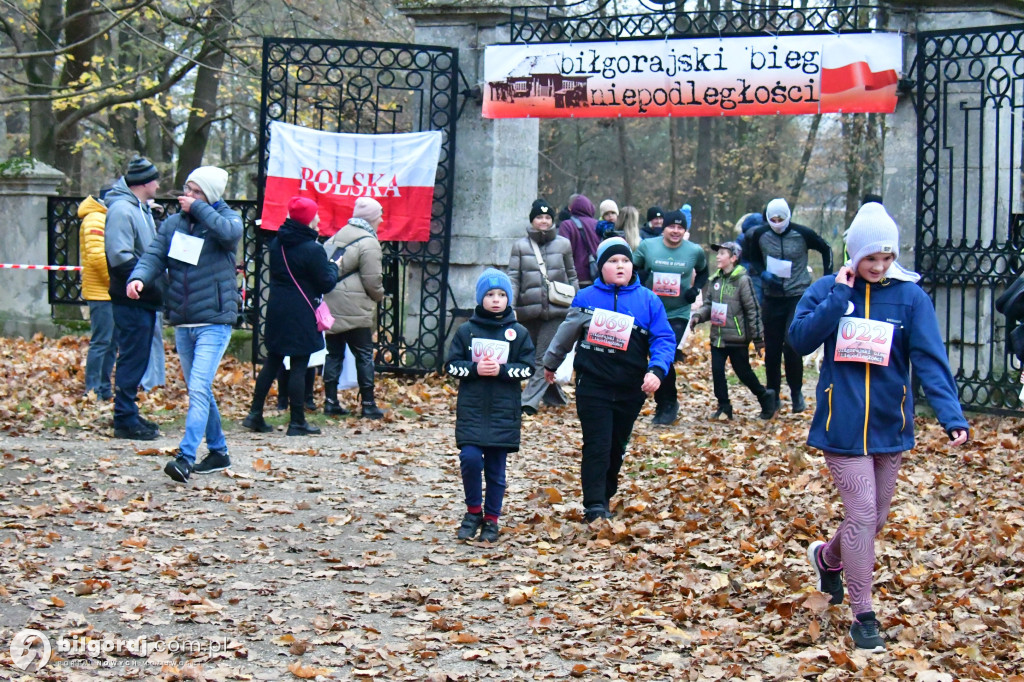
[255,38,458,373]
[916,23,1024,414]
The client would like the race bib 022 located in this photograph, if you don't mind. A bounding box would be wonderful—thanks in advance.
[834,317,894,366]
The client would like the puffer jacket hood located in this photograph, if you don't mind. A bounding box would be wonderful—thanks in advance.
[103,177,142,209]
[77,195,107,219]
[528,224,559,245]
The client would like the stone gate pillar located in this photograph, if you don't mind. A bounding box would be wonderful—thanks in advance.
[0,160,65,337]
[399,1,540,347]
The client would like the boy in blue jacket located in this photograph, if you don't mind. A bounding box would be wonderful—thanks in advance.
[445,269,535,543]
[789,203,969,653]
[541,238,677,522]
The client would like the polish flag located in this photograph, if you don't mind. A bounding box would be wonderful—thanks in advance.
[262,121,443,241]
[821,37,901,95]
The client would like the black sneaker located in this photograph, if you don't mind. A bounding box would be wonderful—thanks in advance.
[304,397,317,412]
[792,392,807,413]
[521,405,538,416]
[192,449,231,475]
[584,503,612,522]
[164,456,192,483]
[479,520,500,543]
[113,422,159,440]
[456,512,484,541]
[758,389,778,420]
[286,422,321,436]
[849,611,886,653]
[323,399,349,416]
[138,416,159,430]
[361,402,385,420]
[242,413,272,433]
[651,402,679,426]
[711,403,733,420]
[807,541,844,605]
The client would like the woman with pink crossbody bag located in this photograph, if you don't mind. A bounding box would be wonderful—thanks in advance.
[243,197,340,436]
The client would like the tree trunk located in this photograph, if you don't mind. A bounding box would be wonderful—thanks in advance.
[668,118,678,209]
[789,113,821,208]
[175,0,233,185]
[52,0,98,191]
[616,118,633,206]
[692,117,713,242]
[27,0,63,165]
[842,113,867,228]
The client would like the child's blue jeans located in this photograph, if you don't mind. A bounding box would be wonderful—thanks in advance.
[459,445,508,520]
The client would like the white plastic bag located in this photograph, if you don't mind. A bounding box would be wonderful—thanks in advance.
[338,348,358,390]
[554,345,576,385]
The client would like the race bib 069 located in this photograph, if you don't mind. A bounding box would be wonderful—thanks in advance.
[587,309,634,351]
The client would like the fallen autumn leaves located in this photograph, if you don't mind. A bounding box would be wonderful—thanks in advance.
[0,333,1022,680]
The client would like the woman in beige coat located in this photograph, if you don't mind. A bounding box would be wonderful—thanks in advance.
[508,199,579,414]
[321,197,386,418]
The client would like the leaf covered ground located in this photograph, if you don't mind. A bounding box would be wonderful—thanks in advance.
[0,333,1022,681]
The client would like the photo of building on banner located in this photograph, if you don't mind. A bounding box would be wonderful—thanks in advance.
[483,33,901,119]
[261,121,443,241]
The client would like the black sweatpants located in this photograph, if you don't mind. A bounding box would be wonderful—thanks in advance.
[576,387,645,508]
[710,345,767,407]
[761,295,803,396]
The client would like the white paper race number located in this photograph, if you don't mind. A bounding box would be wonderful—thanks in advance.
[587,309,634,351]
[834,317,894,366]
[471,338,509,364]
[652,272,681,297]
[710,302,728,327]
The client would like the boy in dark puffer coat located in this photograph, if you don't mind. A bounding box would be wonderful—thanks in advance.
[445,269,535,543]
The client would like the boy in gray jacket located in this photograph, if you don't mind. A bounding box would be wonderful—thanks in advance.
[690,242,776,420]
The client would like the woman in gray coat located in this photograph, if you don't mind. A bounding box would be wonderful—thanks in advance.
[508,199,579,414]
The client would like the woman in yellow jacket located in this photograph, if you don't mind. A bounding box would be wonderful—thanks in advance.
[78,195,115,400]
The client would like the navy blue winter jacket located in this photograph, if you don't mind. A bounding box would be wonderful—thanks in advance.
[542,275,676,396]
[789,274,968,456]
[131,200,243,325]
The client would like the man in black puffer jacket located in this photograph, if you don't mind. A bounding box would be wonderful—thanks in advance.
[128,166,243,483]
[445,269,535,544]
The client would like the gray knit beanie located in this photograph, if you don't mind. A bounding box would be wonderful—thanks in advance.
[844,203,899,271]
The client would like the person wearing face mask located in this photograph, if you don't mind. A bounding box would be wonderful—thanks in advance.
[632,209,709,425]
[541,238,676,522]
[744,198,833,414]
[788,202,969,653]
[508,199,579,415]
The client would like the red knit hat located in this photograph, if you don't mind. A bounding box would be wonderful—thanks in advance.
[287,196,318,226]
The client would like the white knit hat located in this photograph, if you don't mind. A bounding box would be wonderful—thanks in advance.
[186,166,228,204]
[845,203,900,270]
[844,203,921,283]
[599,199,619,217]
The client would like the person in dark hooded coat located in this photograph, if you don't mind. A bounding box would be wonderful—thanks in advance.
[557,194,601,287]
[243,197,338,436]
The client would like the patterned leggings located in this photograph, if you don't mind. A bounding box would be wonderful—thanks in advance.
[821,452,903,615]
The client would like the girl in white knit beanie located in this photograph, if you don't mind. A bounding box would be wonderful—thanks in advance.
[787,202,969,653]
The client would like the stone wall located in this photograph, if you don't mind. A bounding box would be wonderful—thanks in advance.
[0,161,66,337]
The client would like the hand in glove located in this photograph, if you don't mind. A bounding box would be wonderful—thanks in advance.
[683,286,700,304]
[760,271,782,288]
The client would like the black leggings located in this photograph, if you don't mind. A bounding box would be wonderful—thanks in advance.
[761,295,803,396]
[710,345,767,406]
[252,352,311,425]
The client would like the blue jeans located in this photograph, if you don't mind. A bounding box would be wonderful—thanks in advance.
[175,325,232,464]
[141,312,166,391]
[112,304,155,430]
[85,301,116,399]
[459,445,508,519]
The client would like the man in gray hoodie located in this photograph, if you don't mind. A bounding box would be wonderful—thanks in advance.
[105,156,162,440]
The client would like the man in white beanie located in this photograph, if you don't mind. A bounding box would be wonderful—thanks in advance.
[744,197,833,415]
[127,165,243,483]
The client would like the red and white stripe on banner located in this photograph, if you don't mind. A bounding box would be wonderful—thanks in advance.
[261,121,443,241]
[0,264,82,271]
